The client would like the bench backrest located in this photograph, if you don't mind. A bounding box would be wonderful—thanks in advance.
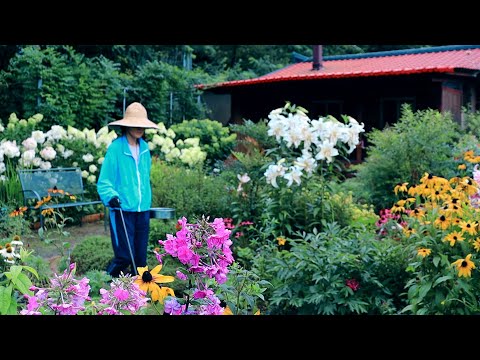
[17,167,88,201]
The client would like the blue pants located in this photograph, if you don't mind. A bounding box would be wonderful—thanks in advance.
[106,209,150,277]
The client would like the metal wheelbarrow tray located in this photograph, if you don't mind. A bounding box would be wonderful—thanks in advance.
[149,207,176,220]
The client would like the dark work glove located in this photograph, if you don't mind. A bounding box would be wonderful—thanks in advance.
[108,196,121,209]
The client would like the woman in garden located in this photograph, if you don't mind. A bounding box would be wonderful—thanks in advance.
[97,102,159,278]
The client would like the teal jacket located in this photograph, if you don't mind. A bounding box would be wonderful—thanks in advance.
[97,135,153,212]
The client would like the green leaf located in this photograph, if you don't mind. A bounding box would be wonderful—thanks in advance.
[11,273,33,295]
[433,275,453,287]
[0,285,13,315]
[418,282,432,301]
[8,265,22,279]
[19,265,39,279]
[433,256,440,268]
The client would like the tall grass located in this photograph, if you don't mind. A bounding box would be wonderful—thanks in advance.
[0,159,23,207]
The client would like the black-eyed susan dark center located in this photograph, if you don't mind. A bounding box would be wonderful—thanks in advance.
[142,271,153,282]
[462,261,468,268]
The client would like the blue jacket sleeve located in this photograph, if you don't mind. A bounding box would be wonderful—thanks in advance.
[97,143,119,205]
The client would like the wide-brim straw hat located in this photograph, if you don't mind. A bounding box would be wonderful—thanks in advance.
[108,102,159,129]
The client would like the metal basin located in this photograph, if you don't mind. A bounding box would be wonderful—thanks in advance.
[149,207,176,220]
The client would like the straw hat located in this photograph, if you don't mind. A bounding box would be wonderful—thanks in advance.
[108,102,159,129]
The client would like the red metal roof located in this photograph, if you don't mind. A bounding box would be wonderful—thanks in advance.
[198,47,480,90]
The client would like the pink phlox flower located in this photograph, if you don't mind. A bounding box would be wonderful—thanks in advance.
[177,246,194,264]
[193,288,214,299]
[153,248,165,264]
[240,220,254,226]
[114,288,130,301]
[176,271,187,281]
[164,297,183,314]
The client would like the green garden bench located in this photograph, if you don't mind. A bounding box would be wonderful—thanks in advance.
[17,167,106,230]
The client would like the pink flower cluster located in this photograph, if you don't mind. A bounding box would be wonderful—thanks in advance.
[160,216,234,284]
[21,263,91,315]
[375,208,407,236]
[159,216,235,315]
[20,263,148,315]
[98,273,148,315]
[223,217,254,239]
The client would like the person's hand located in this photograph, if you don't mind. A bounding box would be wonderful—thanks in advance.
[108,196,121,209]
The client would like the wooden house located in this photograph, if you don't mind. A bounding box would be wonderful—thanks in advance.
[198,45,480,136]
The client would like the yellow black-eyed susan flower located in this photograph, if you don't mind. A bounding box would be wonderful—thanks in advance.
[134,265,175,303]
[276,236,286,246]
[459,220,478,236]
[403,226,416,237]
[459,177,478,196]
[472,238,480,252]
[464,150,475,161]
[410,207,425,220]
[434,215,451,230]
[34,195,52,209]
[41,208,54,216]
[452,254,475,277]
[458,164,467,170]
[417,248,431,258]
[48,186,65,195]
[9,206,28,217]
[394,182,409,195]
[222,306,233,315]
[443,231,465,247]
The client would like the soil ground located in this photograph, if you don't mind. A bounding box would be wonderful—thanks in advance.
[22,220,110,273]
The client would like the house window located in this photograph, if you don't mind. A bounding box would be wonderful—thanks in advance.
[312,100,344,119]
[379,97,415,128]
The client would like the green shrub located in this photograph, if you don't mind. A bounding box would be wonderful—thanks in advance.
[150,159,233,219]
[352,104,461,211]
[22,253,52,288]
[70,235,113,275]
[253,223,410,315]
[229,118,277,150]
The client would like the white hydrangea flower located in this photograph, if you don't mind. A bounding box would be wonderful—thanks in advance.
[184,137,200,147]
[98,157,104,165]
[1,140,20,158]
[89,164,97,173]
[39,161,52,170]
[32,130,46,144]
[165,148,181,162]
[63,149,74,159]
[32,157,42,167]
[82,153,94,163]
[40,146,57,161]
[166,129,176,138]
[81,170,89,178]
[46,125,67,141]
[87,174,96,184]
[22,137,37,150]
[22,149,36,162]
